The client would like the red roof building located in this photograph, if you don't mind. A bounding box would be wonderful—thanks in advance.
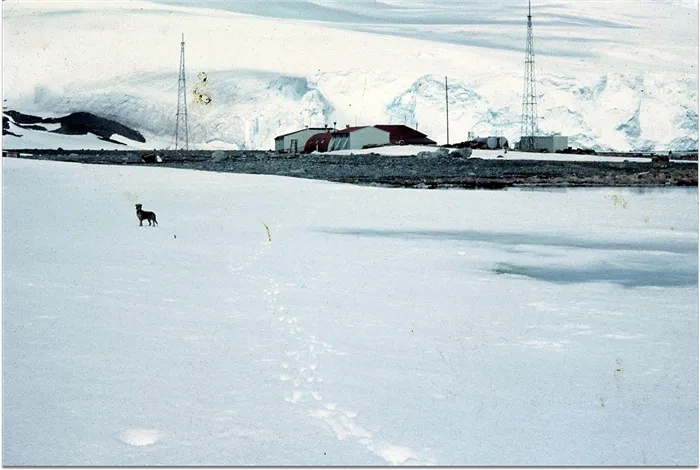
[274,127,332,153]
[302,125,436,153]
[303,126,392,153]
[373,125,436,146]
[303,132,333,153]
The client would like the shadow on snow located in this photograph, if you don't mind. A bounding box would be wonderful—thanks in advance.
[320,228,698,288]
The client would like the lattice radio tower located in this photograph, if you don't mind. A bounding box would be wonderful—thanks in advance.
[520,0,538,151]
[174,33,190,151]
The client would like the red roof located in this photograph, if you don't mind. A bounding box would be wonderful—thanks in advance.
[303,132,333,153]
[373,125,435,145]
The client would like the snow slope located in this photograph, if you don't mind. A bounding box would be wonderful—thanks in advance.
[2,0,697,151]
[3,158,698,465]
[2,124,158,151]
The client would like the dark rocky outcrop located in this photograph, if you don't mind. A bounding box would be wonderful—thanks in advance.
[4,110,44,125]
[45,112,146,144]
[3,110,146,145]
[555,147,597,155]
[3,114,21,137]
[651,154,670,163]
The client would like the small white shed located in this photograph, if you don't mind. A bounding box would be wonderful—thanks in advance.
[519,135,569,152]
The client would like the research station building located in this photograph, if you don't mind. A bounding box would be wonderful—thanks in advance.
[518,135,569,152]
[304,126,391,153]
[274,127,331,153]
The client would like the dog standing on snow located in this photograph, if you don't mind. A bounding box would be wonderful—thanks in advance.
[135,204,158,226]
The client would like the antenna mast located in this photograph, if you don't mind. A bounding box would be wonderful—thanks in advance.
[520,0,538,151]
[174,33,190,151]
[445,76,450,145]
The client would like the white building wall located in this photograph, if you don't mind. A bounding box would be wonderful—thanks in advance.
[551,135,569,151]
[534,135,568,152]
[277,129,329,152]
[347,127,390,149]
[519,135,569,152]
[329,135,349,151]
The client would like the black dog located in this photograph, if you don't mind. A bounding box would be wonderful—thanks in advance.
[135,204,158,226]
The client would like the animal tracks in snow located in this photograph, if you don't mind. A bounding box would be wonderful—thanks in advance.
[238,233,432,464]
[261,272,432,465]
[232,238,272,274]
[311,404,370,442]
[310,403,433,465]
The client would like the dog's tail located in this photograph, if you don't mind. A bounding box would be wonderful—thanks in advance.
[154,215,158,225]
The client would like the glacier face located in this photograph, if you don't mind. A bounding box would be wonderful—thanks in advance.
[2,0,697,151]
[18,71,337,151]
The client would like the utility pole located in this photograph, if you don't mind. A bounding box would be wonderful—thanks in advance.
[174,33,190,151]
[445,76,450,145]
[520,0,539,151]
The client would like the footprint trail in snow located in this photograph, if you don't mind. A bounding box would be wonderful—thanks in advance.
[259,251,434,465]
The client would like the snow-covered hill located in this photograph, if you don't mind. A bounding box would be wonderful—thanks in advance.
[2,0,698,151]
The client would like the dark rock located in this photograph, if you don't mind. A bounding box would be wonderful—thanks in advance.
[4,110,44,125]
[48,112,145,144]
[459,147,473,158]
[140,153,158,163]
[4,109,145,145]
[212,150,227,162]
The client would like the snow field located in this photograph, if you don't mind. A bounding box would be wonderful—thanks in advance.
[324,145,698,163]
[2,158,698,465]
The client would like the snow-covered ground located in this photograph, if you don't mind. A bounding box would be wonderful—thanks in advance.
[3,158,697,465]
[2,0,697,151]
[324,145,698,163]
[2,124,158,151]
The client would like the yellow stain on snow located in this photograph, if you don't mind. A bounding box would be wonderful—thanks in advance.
[193,71,212,105]
[608,193,628,209]
[263,222,272,243]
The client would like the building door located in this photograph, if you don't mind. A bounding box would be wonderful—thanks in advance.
[291,139,298,155]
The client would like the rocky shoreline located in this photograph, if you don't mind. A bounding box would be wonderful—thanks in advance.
[5,149,698,189]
